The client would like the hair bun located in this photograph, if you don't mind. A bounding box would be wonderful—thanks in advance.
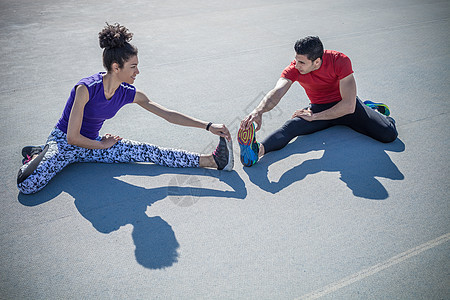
[98,23,133,49]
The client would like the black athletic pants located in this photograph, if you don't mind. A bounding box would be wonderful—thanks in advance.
[262,97,398,154]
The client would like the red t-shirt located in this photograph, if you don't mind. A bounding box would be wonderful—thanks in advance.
[281,50,353,104]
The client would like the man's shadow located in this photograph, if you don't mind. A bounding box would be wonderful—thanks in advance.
[244,126,405,199]
[18,163,246,269]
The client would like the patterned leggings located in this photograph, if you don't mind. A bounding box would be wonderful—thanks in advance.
[17,128,200,194]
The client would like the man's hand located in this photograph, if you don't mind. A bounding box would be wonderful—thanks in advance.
[240,111,262,131]
[240,77,292,132]
[209,123,232,141]
[291,108,314,122]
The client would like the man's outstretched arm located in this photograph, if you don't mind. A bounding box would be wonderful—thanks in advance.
[240,77,293,131]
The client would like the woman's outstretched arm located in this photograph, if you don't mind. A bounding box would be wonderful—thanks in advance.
[133,90,231,141]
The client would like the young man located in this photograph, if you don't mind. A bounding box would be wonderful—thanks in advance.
[238,36,398,167]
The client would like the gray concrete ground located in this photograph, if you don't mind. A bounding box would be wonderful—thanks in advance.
[1,0,449,299]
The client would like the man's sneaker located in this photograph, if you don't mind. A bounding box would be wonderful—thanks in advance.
[212,137,234,171]
[364,100,391,116]
[237,123,259,167]
[21,146,44,164]
[387,116,396,126]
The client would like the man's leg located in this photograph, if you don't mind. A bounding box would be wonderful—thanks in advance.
[261,117,332,154]
[338,98,398,143]
[239,117,331,167]
[238,102,339,166]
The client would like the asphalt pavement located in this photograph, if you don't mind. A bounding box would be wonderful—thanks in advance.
[1,0,449,299]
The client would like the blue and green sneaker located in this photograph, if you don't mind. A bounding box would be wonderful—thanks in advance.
[237,123,260,167]
[364,100,391,116]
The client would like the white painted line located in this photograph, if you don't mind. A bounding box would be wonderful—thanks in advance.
[297,233,450,300]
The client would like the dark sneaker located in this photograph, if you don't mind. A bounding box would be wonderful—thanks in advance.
[22,146,44,158]
[21,146,44,164]
[387,116,396,125]
[212,137,234,171]
[17,144,49,184]
[364,100,391,116]
[237,123,259,167]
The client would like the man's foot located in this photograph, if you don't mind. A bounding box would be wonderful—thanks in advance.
[237,123,259,167]
[364,100,391,116]
[212,137,234,171]
[387,116,396,125]
[21,146,44,164]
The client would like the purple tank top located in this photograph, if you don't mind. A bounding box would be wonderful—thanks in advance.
[56,72,136,140]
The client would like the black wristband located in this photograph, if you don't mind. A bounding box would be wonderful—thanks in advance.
[206,122,213,131]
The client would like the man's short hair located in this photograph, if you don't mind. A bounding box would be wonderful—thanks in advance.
[294,36,324,61]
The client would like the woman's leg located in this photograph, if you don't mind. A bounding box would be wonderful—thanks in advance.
[78,138,201,168]
[17,128,78,194]
[17,129,229,194]
[91,137,233,170]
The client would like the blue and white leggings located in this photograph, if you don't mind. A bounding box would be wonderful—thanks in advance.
[17,128,200,194]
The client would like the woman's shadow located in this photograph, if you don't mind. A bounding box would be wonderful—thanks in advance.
[244,126,405,199]
[18,163,246,269]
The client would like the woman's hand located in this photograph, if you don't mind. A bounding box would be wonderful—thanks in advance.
[208,123,232,142]
[100,134,122,149]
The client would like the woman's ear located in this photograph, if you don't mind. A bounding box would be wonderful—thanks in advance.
[111,62,120,73]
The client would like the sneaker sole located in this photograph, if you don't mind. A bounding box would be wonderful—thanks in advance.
[221,138,234,171]
[237,124,258,167]
[237,124,255,146]
[238,124,258,167]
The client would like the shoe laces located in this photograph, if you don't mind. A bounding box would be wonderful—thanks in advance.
[213,144,222,157]
[212,138,227,158]
[23,155,32,164]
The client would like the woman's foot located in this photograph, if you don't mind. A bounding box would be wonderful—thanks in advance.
[21,146,44,164]
[17,144,49,184]
[211,137,234,171]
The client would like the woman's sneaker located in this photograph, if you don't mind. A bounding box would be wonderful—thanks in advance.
[17,144,49,184]
[212,137,234,171]
[237,123,259,167]
[364,100,391,116]
[21,146,44,164]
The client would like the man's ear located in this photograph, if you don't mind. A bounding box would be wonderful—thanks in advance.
[313,57,321,67]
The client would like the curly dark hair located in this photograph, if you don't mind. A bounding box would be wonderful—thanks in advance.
[98,23,138,71]
[294,36,323,61]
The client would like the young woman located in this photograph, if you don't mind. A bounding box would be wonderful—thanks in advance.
[17,23,233,195]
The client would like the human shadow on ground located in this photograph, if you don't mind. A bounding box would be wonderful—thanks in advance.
[18,163,246,269]
[244,126,405,199]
